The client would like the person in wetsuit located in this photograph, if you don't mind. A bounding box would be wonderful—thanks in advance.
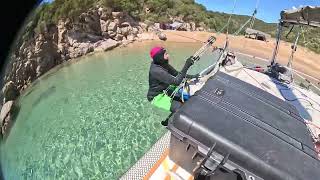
[147,46,199,113]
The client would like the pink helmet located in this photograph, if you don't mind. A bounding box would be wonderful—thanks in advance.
[150,46,165,59]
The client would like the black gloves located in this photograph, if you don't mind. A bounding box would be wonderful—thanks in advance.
[185,56,200,67]
[185,56,195,67]
[187,73,201,79]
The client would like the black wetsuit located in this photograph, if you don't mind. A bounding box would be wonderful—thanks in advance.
[147,50,195,112]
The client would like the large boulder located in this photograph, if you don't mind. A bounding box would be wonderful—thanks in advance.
[147,26,155,32]
[57,20,67,44]
[1,113,12,137]
[94,39,120,52]
[139,22,148,31]
[98,7,111,21]
[0,101,14,124]
[115,34,124,41]
[108,22,117,32]
[123,13,138,26]
[69,43,93,58]
[190,22,196,31]
[116,27,122,34]
[112,12,124,19]
[101,32,109,38]
[100,20,110,32]
[158,33,167,41]
[67,31,87,45]
[197,27,204,31]
[154,23,160,29]
[108,31,117,38]
[177,23,191,31]
[35,54,55,77]
[2,81,19,102]
[127,35,135,41]
[34,39,60,77]
[120,26,132,37]
[0,100,17,137]
[131,27,139,36]
[120,22,131,27]
[23,60,37,85]
[85,34,102,42]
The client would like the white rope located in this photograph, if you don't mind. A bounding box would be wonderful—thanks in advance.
[293,71,320,92]
[226,0,238,34]
[233,0,259,35]
[218,0,237,34]
[255,0,260,9]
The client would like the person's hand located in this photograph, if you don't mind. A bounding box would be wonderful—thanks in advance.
[195,73,201,79]
[189,73,200,79]
[186,56,200,67]
[185,56,195,67]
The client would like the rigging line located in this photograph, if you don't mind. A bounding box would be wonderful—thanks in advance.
[255,0,260,9]
[233,16,254,35]
[164,31,205,43]
[278,88,320,113]
[217,0,238,34]
[285,25,295,39]
[226,0,238,35]
[293,72,320,92]
[234,0,259,35]
[242,68,269,92]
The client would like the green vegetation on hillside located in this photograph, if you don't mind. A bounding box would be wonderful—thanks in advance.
[27,0,320,53]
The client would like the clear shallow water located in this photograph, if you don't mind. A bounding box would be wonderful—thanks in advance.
[0,41,215,179]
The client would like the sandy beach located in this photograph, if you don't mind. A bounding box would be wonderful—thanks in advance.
[152,30,320,80]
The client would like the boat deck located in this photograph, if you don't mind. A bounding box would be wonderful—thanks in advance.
[121,60,320,179]
[120,132,193,180]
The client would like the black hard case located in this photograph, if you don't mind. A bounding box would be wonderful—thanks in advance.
[168,71,320,180]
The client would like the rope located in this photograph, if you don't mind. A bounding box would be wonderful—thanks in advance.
[233,0,259,35]
[164,31,205,43]
[233,15,255,35]
[217,0,237,34]
[271,78,320,114]
[242,68,270,91]
[270,23,283,65]
[226,0,238,35]
[241,67,320,115]
[293,71,320,92]
[255,0,260,9]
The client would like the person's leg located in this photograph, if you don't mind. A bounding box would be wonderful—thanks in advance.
[161,100,182,126]
[170,100,182,112]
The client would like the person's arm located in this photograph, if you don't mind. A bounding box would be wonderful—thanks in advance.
[153,58,194,85]
[166,64,179,76]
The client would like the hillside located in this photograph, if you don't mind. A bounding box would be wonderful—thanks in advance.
[33,0,319,51]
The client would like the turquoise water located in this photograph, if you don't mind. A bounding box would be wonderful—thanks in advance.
[1,40,318,179]
[0,41,215,179]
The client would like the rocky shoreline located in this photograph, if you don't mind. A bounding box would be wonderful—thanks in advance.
[0,7,205,138]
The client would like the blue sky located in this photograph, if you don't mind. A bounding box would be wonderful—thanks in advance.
[195,0,320,23]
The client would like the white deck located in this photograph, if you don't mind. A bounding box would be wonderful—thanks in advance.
[220,61,320,142]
